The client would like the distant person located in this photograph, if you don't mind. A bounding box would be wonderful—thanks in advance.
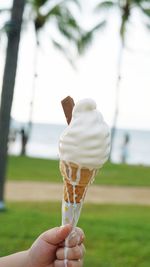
[0,224,85,267]
[20,128,28,156]
[8,129,17,153]
[121,133,130,163]
[9,129,17,143]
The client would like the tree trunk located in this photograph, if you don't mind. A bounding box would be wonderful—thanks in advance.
[0,0,26,210]
[109,40,124,161]
[27,33,39,143]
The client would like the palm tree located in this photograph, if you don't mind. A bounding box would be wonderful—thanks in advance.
[0,0,26,210]
[26,0,83,141]
[95,0,150,160]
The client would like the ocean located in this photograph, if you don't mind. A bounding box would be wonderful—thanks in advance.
[8,123,150,166]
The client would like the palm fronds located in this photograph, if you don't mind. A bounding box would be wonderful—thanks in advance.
[30,0,82,66]
[95,1,116,12]
[29,0,49,9]
[77,20,106,54]
[146,23,150,29]
[34,1,80,44]
[51,39,76,68]
[66,0,81,9]
[141,7,150,17]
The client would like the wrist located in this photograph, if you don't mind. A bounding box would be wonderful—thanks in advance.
[0,250,30,267]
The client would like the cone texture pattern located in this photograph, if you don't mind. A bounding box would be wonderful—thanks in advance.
[60,161,96,203]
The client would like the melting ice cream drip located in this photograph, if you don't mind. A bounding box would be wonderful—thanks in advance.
[69,164,78,225]
[64,245,68,267]
[68,165,72,182]
[63,167,69,208]
[64,259,68,267]
[76,167,81,184]
[90,169,97,184]
[63,164,78,266]
[72,183,77,207]
[63,176,70,207]
[62,163,99,264]
[62,165,99,265]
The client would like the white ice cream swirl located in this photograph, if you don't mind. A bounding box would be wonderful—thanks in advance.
[59,99,110,169]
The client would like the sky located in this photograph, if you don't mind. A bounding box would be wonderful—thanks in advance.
[0,0,150,130]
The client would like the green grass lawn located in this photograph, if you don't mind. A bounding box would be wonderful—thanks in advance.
[7,156,150,186]
[1,202,150,267]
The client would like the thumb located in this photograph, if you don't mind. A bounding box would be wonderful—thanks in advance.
[41,224,72,246]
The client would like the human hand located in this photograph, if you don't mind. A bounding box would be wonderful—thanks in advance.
[28,224,85,267]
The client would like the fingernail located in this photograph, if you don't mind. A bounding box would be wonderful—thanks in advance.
[64,259,68,267]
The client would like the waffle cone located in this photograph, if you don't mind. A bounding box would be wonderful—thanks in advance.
[60,161,97,203]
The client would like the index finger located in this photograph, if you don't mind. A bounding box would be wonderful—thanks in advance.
[63,227,85,248]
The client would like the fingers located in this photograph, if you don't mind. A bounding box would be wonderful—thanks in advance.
[55,227,85,267]
[56,244,85,260]
[54,259,83,267]
[62,227,85,248]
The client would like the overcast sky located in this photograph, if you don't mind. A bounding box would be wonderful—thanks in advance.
[0,0,150,130]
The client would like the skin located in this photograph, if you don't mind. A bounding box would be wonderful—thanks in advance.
[0,224,85,267]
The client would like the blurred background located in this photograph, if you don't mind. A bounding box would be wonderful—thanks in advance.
[0,0,150,164]
[0,0,150,266]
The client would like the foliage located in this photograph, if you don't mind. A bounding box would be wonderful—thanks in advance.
[27,0,82,58]
[95,0,150,42]
[28,0,107,55]
[77,20,106,54]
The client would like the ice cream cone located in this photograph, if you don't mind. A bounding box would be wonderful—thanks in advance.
[59,98,110,228]
[60,161,97,204]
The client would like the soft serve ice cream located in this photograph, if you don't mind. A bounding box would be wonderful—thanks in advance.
[59,98,110,169]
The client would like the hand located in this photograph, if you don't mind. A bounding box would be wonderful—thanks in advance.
[28,224,85,267]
